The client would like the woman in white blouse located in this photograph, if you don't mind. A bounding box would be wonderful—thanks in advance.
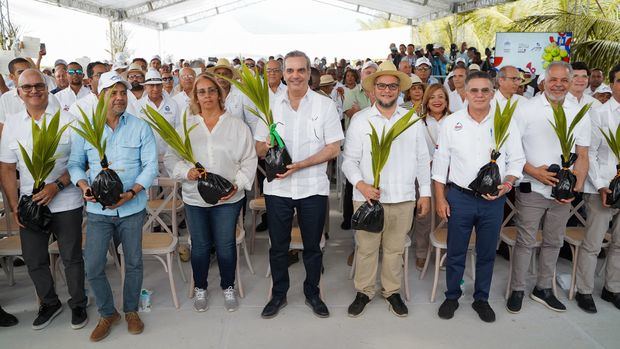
[164,74,257,313]
[412,83,451,270]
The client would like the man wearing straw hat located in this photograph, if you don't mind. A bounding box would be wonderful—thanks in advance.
[342,61,431,318]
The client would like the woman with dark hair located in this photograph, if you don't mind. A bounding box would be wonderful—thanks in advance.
[401,75,426,111]
[164,73,257,313]
[343,69,359,92]
[412,83,452,270]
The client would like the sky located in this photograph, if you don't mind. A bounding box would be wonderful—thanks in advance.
[8,0,411,66]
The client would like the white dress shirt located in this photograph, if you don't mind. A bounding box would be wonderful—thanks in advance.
[421,115,445,159]
[68,92,98,120]
[0,104,82,213]
[565,91,602,110]
[126,91,144,116]
[56,85,91,112]
[342,105,431,203]
[164,112,257,207]
[254,88,344,200]
[448,89,467,112]
[225,86,258,135]
[268,82,287,99]
[585,97,620,194]
[0,89,60,123]
[492,90,528,111]
[172,90,191,111]
[432,106,525,188]
[134,94,181,158]
[514,94,592,199]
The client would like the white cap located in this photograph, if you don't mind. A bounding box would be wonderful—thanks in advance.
[150,55,161,62]
[537,73,545,85]
[594,85,612,94]
[275,54,284,60]
[455,57,466,65]
[142,69,163,85]
[415,57,432,68]
[98,71,132,94]
[468,64,481,71]
[362,61,379,71]
[112,61,128,71]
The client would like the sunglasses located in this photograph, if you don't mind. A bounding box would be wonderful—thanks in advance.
[19,83,47,92]
[468,87,492,95]
[68,69,83,75]
[196,87,219,96]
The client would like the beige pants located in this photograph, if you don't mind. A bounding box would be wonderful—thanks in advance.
[577,194,620,293]
[353,200,415,298]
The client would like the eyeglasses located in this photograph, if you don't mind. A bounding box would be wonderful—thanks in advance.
[375,83,399,91]
[196,87,219,96]
[180,75,195,80]
[416,67,430,72]
[266,68,281,74]
[68,69,83,75]
[468,87,492,95]
[503,76,523,82]
[127,74,144,80]
[19,83,47,92]
[162,77,173,82]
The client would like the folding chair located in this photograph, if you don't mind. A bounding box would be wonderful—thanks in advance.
[564,199,586,300]
[248,164,267,253]
[0,187,22,286]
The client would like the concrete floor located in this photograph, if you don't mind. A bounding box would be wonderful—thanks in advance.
[1,195,619,349]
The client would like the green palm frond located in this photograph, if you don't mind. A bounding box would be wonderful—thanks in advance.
[17,110,72,188]
[549,103,591,162]
[70,93,109,160]
[142,106,198,164]
[600,124,620,164]
[493,100,518,151]
[368,108,422,188]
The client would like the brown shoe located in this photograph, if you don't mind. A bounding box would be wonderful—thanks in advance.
[90,312,121,342]
[125,312,144,335]
[347,251,355,266]
[415,258,426,271]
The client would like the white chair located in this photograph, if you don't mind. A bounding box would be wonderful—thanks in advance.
[564,199,587,300]
[248,165,267,253]
[0,188,22,286]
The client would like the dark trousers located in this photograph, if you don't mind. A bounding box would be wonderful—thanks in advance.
[445,187,505,301]
[20,207,86,309]
[266,194,327,299]
[342,180,353,225]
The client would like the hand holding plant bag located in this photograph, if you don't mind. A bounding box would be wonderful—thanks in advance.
[217,64,291,182]
[17,111,71,230]
[351,109,421,233]
[71,94,123,208]
[468,100,517,196]
[142,106,234,205]
[599,124,620,208]
[549,103,591,201]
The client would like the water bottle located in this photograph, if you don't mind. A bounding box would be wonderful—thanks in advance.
[459,279,465,292]
[139,289,152,312]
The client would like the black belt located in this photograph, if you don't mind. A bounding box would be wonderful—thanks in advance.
[449,183,480,197]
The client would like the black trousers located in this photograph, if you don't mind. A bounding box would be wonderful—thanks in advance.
[20,207,86,309]
[265,194,327,299]
[342,180,353,225]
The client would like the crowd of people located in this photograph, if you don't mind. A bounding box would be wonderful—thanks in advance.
[0,40,618,343]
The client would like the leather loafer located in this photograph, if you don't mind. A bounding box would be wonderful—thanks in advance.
[601,287,620,310]
[575,293,597,313]
[305,296,329,318]
[261,297,287,319]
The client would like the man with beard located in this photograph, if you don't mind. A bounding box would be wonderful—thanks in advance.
[56,62,90,112]
[68,61,108,120]
[126,63,146,109]
[255,50,343,319]
[342,61,431,317]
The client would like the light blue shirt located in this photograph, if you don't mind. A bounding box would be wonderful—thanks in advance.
[68,112,158,217]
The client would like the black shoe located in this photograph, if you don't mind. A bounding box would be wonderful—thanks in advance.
[438,299,459,319]
[0,306,18,327]
[178,219,187,229]
[575,293,597,314]
[32,301,63,330]
[347,292,371,317]
[340,221,351,230]
[530,287,566,312]
[506,291,524,314]
[71,306,88,329]
[385,294,408,317]
[305,296,329,318]
[287,251,300,267]
[261,297,287,319]
[256,221,268,232]
[13,259,25,267]
[601,287,620,310]
[472,300,496,323]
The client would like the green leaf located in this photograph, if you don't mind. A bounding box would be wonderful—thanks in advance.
[143,106,197,164]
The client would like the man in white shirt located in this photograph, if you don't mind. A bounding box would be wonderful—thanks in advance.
[126,63,146,104]
[448,66,467,112]
[585,68,608,96]
[342,61,431,318]
[566,62,602,109]
[255,50,344,319]
[433,71,525,323]
[507,61,591,314]
[172,67,196,112]
[50,60,69,94]
[266,59,286,98]
[578,64,620,313]
[68,62,108,120]
[55,62,90,112]
[414,57,439,85]
[0,69,86,330]
[493,65,528,110]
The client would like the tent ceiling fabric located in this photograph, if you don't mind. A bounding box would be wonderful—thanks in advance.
[34,0,514,30]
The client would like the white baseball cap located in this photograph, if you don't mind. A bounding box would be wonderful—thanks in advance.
[415,57,432,68]
[150,55,162,62]
[142,69,163,85]
[468,64,481,72]
[98,71,132,94]
[362,61,379,71]
[455,57,466,65]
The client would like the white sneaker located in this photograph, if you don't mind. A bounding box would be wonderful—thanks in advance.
[223,287,239,312]
[193,288,208,312]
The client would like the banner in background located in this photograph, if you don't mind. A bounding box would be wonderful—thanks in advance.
[494,32,572,76]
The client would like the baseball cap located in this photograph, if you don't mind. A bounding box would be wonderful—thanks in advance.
[98,71,132,94]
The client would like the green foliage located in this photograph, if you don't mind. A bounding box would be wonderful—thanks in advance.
[548,103,591,163]
[70,93,109,161]
[142,106,198,164]
[18,110,72,189]
[600,124,620,164]
[493,100,518,151]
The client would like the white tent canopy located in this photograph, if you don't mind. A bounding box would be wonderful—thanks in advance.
[34,0,513,30]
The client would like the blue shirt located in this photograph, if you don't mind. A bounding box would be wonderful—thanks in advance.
[68,112,158,217]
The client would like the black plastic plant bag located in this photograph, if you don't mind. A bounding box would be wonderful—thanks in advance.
[351,200,384,233]
[18,183,52,231]
[606,165,620,208]
[195,162,234,205]
[265,144,292,182]
[468,149,502,196]
[92,155,124,208]
[551,153,578,201]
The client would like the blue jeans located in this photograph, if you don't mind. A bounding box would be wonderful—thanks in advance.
[85,210,146,317]
[445,187,505,301]
[185,200,243,290]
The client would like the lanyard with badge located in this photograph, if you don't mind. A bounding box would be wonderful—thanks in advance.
[423,117,438,150]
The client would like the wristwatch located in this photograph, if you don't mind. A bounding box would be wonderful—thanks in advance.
[126,189,136,199]
[54,179,65,191]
